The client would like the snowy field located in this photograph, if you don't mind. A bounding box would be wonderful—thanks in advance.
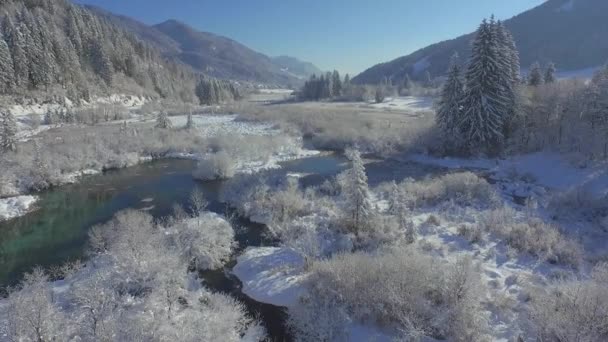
[408,151,608,198]
[364,96,435,112]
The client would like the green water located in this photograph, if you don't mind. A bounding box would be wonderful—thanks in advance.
[0,155,352,287]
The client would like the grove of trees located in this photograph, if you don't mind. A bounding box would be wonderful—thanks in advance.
[0,0,240,105]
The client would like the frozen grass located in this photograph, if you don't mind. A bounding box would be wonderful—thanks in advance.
[235,102,436,155]
[396,172,499,209]
[289,248,488,341]
[478,206,583,267]
[529,263,608,341]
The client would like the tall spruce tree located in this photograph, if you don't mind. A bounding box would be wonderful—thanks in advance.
[544,62,557,84]
[332,70,342,97]
[155,111,172,129]
[460,19,511,154]
[495,20,519,136]
[1,110,17,153]
[0,32,15,93]
[437,53,464,142]
[528,62,544,86]
[345,149,373,233]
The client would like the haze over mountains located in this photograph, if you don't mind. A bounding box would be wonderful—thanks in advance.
[353,0,608,84]
[87,5,319,87]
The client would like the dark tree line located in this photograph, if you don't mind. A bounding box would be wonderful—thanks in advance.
[299,70,348,101]
[0,0,239,105]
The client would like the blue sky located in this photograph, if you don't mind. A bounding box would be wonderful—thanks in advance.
[74,0,545,75]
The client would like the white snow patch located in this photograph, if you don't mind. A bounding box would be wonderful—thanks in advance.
[257,88,294,94]
[408,152,608,197]
[367,96,434,112]
[232,247,307,307]
[0,195,38,221]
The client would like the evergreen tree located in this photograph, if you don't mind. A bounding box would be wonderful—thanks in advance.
[331,70,342,97]
[494,20,519,136]
[155,111,172,129]
[544,62,557,84]
[528,62,544,86]
[398,205,416,244]
[92,41,113,86]
[3,17,29,88]
[436,53,464,142]
[0,110,17,153]
[461,19,511,153]
[345,149,373,233]
[0,32,15,93]
[343,74,350,85]
[374,86,385,103]
[186,111,194,129]
[496,21,520,84]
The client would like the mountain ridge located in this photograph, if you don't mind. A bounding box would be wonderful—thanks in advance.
[353,0,608,84]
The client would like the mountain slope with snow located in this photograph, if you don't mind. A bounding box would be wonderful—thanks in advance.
[353,0,608,84]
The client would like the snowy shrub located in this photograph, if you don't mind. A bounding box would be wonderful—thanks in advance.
[401,172,499,208]
[479,207,582,267]
[529,263,608,342]
[3,268,66,342]
[169,214,236,270]
[0,208,265,342]
[548,188,607,222]
[193,151,236,180]
[290,248,488,341]
[457,224,484,244]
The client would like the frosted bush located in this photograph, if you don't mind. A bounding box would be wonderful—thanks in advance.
[289,248,488,341]
[401,172,499,208]
[1,209,265,342]
[479,206,582,267]
[530,263,608,341]
[169,214,236,270]
[193,151,236,180]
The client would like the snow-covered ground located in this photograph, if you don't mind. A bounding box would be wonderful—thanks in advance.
[256,89,294,94]
[233,247,307,307]
[9,94,147,118]
[408,152,608,198]
[169,114,278,137]
[168,114,321,174]
[365,96,435,112]
[0,195,38,221]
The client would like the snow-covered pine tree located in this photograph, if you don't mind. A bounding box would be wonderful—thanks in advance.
[186,111,194,129]
[496,21,520,84]
[460,19,510,154]
[544,62,557,84]
[0,32,15,93]
[528,62,544,87]
[0,110,17,153]
[374,86,385,103]
[436,52,464,143]
[345,148,373,233]
[398,204,416,244]
[344,74,350,85]
[387,181,402,215]
[494,20,519,137]
[332,70,342,97]
[156,111,172,129]
[3,17,29,88]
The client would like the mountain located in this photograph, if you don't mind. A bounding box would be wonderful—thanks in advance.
[353,0,608,84]
[0,0,240,104]
[86,5,309,87]
[271,56,323,79]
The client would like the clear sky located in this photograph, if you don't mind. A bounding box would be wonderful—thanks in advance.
[74,0,545,75]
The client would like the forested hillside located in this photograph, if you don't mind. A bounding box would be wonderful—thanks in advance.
[0,0,239,104]
[354,0,608,84]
